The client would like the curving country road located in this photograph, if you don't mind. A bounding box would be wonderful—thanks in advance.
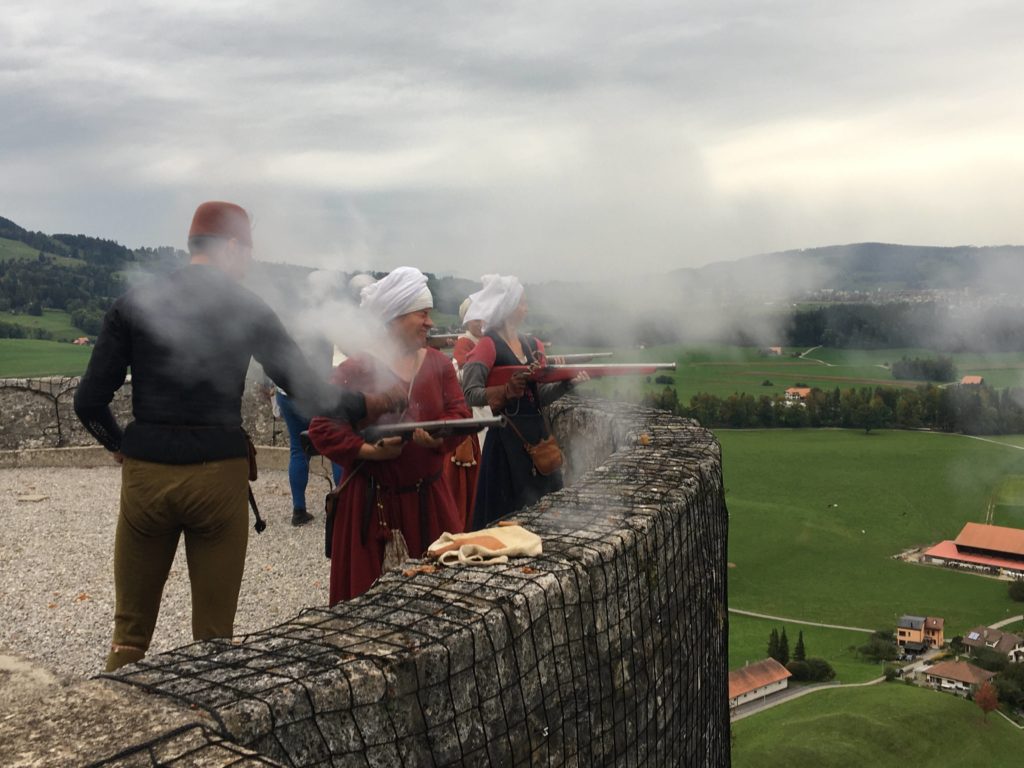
[729,609,1024,722]
[729,607,874,634]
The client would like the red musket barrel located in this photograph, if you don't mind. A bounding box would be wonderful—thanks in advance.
[485,362,676,387]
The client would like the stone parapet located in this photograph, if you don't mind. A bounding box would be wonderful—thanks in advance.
[0,395,730,767]
[0,376,285,451]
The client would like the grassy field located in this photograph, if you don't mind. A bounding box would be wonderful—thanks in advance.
[732,683,1023,767]
[577,344,1024,401]
[3,309,85,341]
[0,236,84,266]
[0,339,93,378]
[729,613,881,684]
[721,428,1023,636]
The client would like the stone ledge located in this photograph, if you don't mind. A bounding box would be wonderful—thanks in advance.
[0,672,277,767]
[0,446,291,471]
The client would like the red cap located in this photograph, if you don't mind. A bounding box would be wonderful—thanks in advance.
[188,201,252,247]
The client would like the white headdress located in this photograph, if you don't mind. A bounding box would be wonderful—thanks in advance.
[464,274,524,329]
[348,273,376,300]
[359,266,433,322]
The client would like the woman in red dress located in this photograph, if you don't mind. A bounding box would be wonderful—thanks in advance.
[443,298,486,529]
[308,267,470,604]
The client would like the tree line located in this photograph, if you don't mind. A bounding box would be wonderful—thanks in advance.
[0,258,124,334]
[785,304,1024,353]
[645,381,1024,436]
[766,627,836,683]
[890,355,957,382]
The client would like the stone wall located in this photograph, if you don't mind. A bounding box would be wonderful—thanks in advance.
[0,384,730,767]
[0,376,283,451]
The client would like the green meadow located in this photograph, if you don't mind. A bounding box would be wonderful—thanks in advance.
[721,428,1023,636]
[3,309,85,341]
[732,683,1023,768]
[729,613,880,684]
[0,236,84,266]
[0,339,93,378]
[579,343,1024,401]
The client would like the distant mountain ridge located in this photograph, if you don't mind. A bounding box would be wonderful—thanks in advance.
[4,211,1024,299]
[678,242,1024,294]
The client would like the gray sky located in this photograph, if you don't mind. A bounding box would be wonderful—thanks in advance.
[2,1,1022,281]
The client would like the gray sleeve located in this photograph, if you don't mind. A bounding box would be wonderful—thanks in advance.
[461,361,492,408]
[538,381,572,407]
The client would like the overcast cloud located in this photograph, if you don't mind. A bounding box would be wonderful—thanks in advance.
[2,1,1023,280]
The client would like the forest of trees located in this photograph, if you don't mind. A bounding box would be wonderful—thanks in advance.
[784,304,1024,353]
[0,216,191,336]
[891,355,957,382]
[644,381,1024,436]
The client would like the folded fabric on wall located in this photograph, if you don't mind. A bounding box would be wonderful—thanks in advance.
[427,525,542,566]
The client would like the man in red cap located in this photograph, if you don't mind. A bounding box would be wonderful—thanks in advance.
[75,201,402,671]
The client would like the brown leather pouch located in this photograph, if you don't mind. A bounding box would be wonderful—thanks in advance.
[526,435,563,476]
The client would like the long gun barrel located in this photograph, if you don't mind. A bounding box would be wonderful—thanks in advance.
[486,362,676,387]
[551,352,614,363]
[363,415,506,444]
[300,416,505,457]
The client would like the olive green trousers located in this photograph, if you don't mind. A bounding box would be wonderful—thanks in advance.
[106,457,249,672]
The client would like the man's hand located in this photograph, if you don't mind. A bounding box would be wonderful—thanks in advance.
[111,450,125,464]
[411,428,444,450]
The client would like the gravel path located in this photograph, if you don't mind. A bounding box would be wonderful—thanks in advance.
[0,466,335,680]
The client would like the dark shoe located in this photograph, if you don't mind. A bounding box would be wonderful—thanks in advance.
[291,509,314,527]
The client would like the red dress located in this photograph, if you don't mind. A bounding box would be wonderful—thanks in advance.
[444,334,482,529]
[308,348,470,604]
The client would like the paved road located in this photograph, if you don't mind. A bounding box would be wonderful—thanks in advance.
[992,614,1024,629]
[729,608,874,634]
[731,646,942,722]
[797,346,833,366]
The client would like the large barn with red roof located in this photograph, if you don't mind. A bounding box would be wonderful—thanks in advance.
[728,658,792,710]
[922,522,1024,577]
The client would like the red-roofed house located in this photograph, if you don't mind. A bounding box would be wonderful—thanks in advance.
[728,658,792,709]
[960,375,984,386]
[922,522,1024,577]
[924,660,995,697]
[784,387,811,405]
[923,616,945,648]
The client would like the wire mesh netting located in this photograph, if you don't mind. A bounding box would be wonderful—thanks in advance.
[96,399,729,767]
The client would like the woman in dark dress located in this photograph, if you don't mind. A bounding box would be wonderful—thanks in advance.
[461,275,587,529]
